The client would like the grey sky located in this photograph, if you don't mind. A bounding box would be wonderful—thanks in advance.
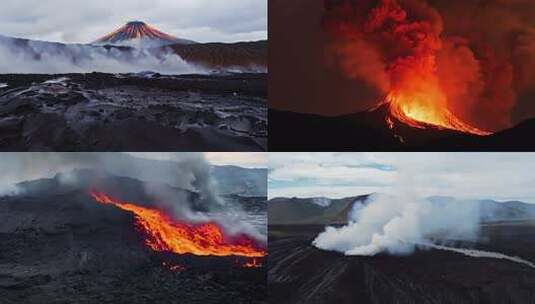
[0,152,266,195]
[269,153,535,203]
[0,0,266,43]
[128,153,267,168]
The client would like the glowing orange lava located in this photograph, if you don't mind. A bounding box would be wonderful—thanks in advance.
[326,0,493,136]
[383,90,491,135]
[90,191,266,258]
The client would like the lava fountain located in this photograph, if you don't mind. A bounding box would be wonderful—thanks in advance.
[90,191,266,258]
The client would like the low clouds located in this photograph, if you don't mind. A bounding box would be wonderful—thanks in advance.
[268,153,535,202]
[0,0,266,43]
[128,153,267,169]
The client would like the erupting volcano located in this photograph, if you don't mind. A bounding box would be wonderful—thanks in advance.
[334,0,491,135]
[269,0,535,150]
[93,21,196,47]
[90,191,266,258]
[381,92,490,136]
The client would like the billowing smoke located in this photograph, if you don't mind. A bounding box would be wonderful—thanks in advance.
[312,158,482,256]
[0,152,264,242]
[313,193,480,255]
[0,35,204,74]
[0,153,209,197]
[323,0,535,131]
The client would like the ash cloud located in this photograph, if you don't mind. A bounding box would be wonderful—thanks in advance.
[322,0,535,131]
[0,36,204,74]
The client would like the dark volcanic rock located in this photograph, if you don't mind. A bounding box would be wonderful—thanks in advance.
[0,174,267,304]
[269,107,535,151]
[269,225,535,304]
[169,41,268,72]
[0,73,267,151]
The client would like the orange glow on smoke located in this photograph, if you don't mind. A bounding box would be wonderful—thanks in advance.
[371,0,490,136]
[379,52,491,135]
[90,191,266,258]
[327,0,493,135]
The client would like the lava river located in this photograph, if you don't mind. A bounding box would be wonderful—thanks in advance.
[90,191,266,258]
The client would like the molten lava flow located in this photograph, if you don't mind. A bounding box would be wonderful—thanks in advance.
[90,191,266,258]
[383,91,491,135]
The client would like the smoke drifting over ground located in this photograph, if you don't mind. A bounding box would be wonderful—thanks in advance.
[0,36,203,74]
[0,153,209,197]
[313,158,483,256]
[311,153,535,260]
[313,193,481,255]
[0,153,264,242]
[321,0,535,131]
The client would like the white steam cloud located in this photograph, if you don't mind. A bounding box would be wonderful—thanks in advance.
[313,193,480,256]
[312,156,535,268]
[313,160,483,256]
[0,36,204,74]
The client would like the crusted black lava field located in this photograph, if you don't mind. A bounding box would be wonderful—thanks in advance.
[269,224,535,304]
[0,73,267,151]
[0,173,267,304]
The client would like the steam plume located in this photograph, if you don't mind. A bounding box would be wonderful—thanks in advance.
[312,159,482,256]
[312,155,535,268]
[0,36,203,74]
[313,193,480,255]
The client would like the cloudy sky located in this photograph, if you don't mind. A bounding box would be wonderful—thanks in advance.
[269,153,535,203]
[129,152,266,168]
[0,0,266,43]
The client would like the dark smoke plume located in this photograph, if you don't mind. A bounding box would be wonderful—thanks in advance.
[323,0,535,131]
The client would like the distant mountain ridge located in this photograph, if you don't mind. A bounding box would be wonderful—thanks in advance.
[269,195,369,225]
[269,194,535,225]
[7,153,267,198]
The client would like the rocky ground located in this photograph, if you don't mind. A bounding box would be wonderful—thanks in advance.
[0,72,267,151]
[0,174,267,304]
[269,224,535,304]
[269,107,535,151]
